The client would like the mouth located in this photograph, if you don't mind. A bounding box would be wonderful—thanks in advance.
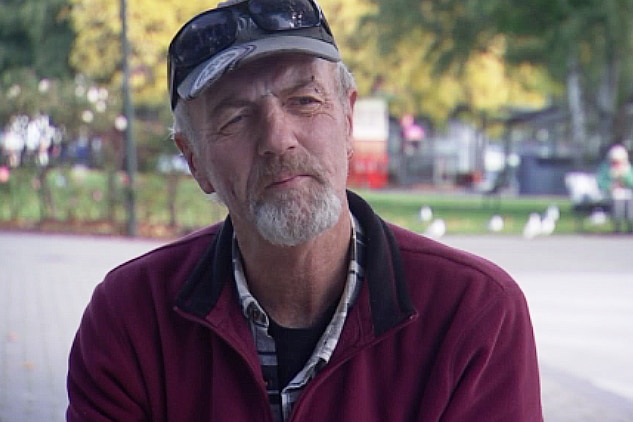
[249,154,323,198]
[266,173,311,189]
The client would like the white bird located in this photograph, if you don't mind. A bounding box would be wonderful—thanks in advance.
[540,216,556,236]
[522,213,542,239]
[419,206,433,223]
[545,204,560,222]
[487,215,504,232]
[589,210,608,226]
[424,219,446,239]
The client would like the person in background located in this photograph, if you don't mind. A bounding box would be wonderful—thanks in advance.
[67,0,543,420]
[597,144,633,233]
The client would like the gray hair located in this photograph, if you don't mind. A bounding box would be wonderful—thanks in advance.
[334,61,356,111]
[171,60,356,147]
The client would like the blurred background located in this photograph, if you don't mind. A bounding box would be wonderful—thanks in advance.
[2,0,633,237]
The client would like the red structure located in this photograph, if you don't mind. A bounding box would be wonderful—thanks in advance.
[347,98,390,189]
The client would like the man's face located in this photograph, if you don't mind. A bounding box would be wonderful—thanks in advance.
[178,54,356,246]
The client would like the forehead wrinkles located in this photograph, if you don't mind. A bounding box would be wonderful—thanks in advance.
[211,57,335,106]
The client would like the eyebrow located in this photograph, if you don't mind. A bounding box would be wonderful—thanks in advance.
[279,76,327,96]
[211,76,328,114]
[210,98,253,117]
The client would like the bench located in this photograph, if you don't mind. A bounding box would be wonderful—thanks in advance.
[564,172,612,230]
[476,170,509,211]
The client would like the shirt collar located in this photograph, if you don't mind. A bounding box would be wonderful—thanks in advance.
[232,211,364,326]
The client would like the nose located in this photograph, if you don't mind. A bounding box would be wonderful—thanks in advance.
[257,99,298,156]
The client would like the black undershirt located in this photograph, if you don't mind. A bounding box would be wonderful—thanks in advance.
[268,302,338,388]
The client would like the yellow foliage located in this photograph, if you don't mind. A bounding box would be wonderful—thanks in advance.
[320,1,551,124]
[70,0,214,107]
[70,0,551,123]
[464,36,548,113]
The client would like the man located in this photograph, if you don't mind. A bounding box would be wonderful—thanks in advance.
[67,0,543,420]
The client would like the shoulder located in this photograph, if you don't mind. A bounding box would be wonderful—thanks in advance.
[116,224,219,266]
[385,225,536,353]
[392,224,513,281]
[388,224,525,309]
[93,224,222,309]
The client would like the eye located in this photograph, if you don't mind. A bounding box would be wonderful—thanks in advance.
[287,95,322,112]
[297,96,319,105]
[225,114,245,127]
[217,111,250,135]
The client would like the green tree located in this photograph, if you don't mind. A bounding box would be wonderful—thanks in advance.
[68,0,217,167]
[0,0,74,79]
[347,0,551,125]
[69,0,212,109]
[371,0,633,159]
[493,0,633,160]
[0,0,75,125]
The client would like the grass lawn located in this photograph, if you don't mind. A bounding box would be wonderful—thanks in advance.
[355,188,610,235]
[0,168,616,237]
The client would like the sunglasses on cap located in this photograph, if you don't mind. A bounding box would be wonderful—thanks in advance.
[168,0,337,110]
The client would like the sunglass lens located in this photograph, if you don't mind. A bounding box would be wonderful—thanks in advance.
[172,10,237,67]
[249,0,319,30]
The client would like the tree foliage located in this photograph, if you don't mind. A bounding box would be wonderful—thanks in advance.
[65,0,550,125]
[0,0,74,80]
[498,0,633,145]
[370,0,633,150]
[69,0,212,108]
[0,0,75,124]
[364,0,555,124]
[326,1,545,126]
[9,0,633,146]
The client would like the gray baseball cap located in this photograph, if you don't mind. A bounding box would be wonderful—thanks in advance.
[168,0,340,110]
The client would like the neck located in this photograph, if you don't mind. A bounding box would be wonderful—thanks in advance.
[235,211,352,328]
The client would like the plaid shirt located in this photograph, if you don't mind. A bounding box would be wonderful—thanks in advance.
[233,214,365,421]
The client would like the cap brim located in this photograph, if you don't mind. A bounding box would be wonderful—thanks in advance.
[177,35,340,102]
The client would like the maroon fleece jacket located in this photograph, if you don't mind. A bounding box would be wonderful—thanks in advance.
[67,191,543,421]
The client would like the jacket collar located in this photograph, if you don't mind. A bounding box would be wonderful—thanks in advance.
[175,190,415,336]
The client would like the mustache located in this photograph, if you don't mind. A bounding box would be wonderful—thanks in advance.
[252,153,324,184]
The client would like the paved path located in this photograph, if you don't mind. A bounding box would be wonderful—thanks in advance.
[1,231,632,421]
[1,233,162,422]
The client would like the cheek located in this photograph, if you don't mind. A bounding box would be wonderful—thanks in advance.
[205,147,253,197]
[313,136,351,185]
[322,121,353,170]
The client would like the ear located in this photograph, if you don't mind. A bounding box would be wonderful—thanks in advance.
[174,132,215,194]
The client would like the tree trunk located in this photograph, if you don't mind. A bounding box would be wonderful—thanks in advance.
[597,46,620,148]
[106,169,117,223]
[37,166,55,222]
[167,173,178,228]
[566,52,588,167]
